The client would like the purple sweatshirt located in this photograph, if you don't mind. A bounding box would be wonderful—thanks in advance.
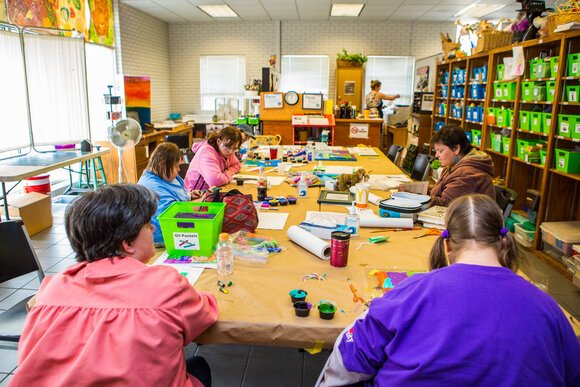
[184,141,241,191]
[317,264,580,386]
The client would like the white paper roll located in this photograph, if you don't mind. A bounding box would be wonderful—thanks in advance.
[287,225,331,260]
[359,216,414,228]
[350,186,383,205]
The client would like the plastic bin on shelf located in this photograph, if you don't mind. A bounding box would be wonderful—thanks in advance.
[502,136,510,155]
[568,53,580,76]
[534,59,550,78]
[540,149,547,166]
[503,82,517,100]
[530,112,543,133]
[542,112,552,134]
[546,80,556,102]
[519,110,530,130]
[550,56,559,78]
[470,84,485,99]
[497,108,509,127]
[493,83,503,99]
[554,148,580,174]
[532,84,546,101]
[490,132,502,152]
[158,201,226,257]
[471,129,482,146]
[514,222,536,248]
[497,64,505,81]
[558,114,576,138]
[516,139,542,159]
[540,221,580,258]
[566,85,579,102]
[521,82,535,101]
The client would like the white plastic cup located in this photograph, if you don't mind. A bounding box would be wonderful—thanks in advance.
[355,183,370,208]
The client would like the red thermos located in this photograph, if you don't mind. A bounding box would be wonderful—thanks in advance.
[330,231,350,267]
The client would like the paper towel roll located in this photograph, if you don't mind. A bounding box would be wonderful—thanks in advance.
[287,225,331,260]
[359,216,414,228]
[350,186,383,205]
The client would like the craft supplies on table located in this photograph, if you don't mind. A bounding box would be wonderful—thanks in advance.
[287,225,331,260]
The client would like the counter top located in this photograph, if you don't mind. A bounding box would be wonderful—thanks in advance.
[335,118,383,123]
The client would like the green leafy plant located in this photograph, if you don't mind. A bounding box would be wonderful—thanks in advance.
[336,49,368,64]
[430,159,441,170]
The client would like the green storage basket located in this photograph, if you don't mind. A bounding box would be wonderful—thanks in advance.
[471,129,482,146]
[502,136,510,155]
[566,85,579,102]
[503,82,517,100]
[550,56,559,78]
[493,83,503,99]
[516,139,542,159]
[532,84,546,102]
[534,59,550,78]
[490,133,502,152]
[530,112,543,133]
[247,117,260,125]
[558,114,575,138]
[542,112,552,134]
[497,64,505,81]
[158,201,226,257]
[497,108,509,127]
[540,149,547,166]
[546,81,556,102]
[236,117,248,125]
[520,110,531,130]
[555,149,580,174]
[521,81,535,101]
[507,109,514,128]
[568,53,580,76]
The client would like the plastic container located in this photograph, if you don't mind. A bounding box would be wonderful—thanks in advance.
[515,222,536,248]
[568,53,580,76]
[519,110,531,130]
[532,84,546,102]
[540,221,580,257]
[542,112,552,134]
[529,59,539,79]
[546,80,557,102]
[216,233,234,276]
[497,64,505,81]
[158,201,226,257]
[558,114,576,138]
[554,149,580,174]
[289,289,307,303]
[293,301,312,317]
[530,112,543,133]
[471,129,482,146]
[441,85,448,98]
[470,84,485,99]
[550,56,559,78]
[516,139,542,159]
[566,85,579,103]
[534,59,550,78]
[503,82,517,100]
[501,136,510,155]
[493,83,503,99]
[490,133,502,152]
[23,174,51,195]
[318,302,337,320]
[521,82,535,101]
[540,149,547,166]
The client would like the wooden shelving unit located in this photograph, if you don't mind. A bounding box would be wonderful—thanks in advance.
[430,31,580,280]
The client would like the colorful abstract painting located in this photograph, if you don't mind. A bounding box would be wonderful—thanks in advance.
[124,76,151,128]
[88,0,113,46]
[0,1,7,23]
[56,0,86,35]
[7,0,58,28]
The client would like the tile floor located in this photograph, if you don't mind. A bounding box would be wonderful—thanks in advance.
[1,203,578,386]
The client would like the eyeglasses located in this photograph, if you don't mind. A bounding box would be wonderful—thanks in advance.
[219,141,239,152]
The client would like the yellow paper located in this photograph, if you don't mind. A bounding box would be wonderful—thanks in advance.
[304,340,325,355]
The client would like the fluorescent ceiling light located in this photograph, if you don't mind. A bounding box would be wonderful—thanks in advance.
[331,4,364,17]
[198,5,238,18]
[454,2,505,18]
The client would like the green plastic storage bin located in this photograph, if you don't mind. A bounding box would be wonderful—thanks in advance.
[529,59,540,80]
[507,109,514,128]
[566,85,579,102]
[558,114,575,138]
[493,83,503,99]
[471,129,482,146]
[502,136,510,155]
[542,112,552,134]
[247,117,260,125]
[520,110,531,130]
[534,59,550,78]
[490,133,502,152]
[497,64,505,81]
[530,112,543,133]
[532,84,546,101]
[516,139,542,159]
[236,117,248,125]
[540,149,547,166]
[550,56,559,78]
[546,80,556,102]
[521,81,535,101]
[568,53,580,76]
[497,108,508,127]
[555,149,580,174]
[158,201,226,257]
[503,82,517,100]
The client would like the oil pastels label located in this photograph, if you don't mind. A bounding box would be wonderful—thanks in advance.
[173,232,200,250]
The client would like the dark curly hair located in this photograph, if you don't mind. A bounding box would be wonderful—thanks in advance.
[430,124,472,156]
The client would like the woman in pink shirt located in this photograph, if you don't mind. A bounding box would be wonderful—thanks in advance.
[184,126,242,191]
[11,184,218,387]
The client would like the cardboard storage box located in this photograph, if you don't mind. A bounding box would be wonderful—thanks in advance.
[7,192,53,236]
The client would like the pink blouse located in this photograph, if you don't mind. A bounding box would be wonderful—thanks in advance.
[11,257,218,387]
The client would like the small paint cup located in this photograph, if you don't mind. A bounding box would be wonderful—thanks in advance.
[293,301,312,317]
[289,289,307,304]
[318,302,337,320]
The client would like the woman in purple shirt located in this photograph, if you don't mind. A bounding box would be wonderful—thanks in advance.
[317,194,580,386]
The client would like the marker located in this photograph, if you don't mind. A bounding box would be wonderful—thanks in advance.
[219,287,229,294]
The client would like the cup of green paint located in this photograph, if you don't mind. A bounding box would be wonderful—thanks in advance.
[318,302,337,320]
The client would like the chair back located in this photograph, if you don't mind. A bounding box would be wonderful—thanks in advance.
[0,220,44,284]
[386,145,402,164]
[410,153,433,181]
[495,185,517,221]
[165,134,190,150]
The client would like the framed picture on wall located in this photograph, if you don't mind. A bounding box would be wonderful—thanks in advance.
[344,81,355,96]
[302,93,323,110]
[263,92,283,109]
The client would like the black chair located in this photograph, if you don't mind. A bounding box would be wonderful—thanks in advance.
[386,145,403,164]
[410,153,433,181]
[165,134,190,150]
[495,185,517,221]
[0,220,45,342]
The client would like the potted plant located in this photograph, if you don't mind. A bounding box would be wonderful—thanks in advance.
[336,49,367,67]
[244,79,262,96]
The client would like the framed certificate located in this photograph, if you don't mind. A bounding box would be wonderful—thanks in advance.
[263,92,283,109]
[302,93,323,110]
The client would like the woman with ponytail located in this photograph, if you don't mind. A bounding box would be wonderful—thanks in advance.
[317,194,579,386]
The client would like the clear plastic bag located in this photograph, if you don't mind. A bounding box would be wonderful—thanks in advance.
[228,230,282,264]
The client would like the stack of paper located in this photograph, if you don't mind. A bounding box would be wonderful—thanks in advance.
[418,206,447,230]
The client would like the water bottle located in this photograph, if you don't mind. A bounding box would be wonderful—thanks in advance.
[297,172,308,197]
[216,233,233,276]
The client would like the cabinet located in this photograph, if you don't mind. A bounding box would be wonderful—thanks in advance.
[336,66,365,108]
[431,31,580,278]
[292,115,335,145]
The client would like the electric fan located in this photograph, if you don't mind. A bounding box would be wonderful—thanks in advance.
[108,118,142,183]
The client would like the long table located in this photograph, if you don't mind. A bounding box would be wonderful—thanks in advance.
[185,148,436,349]
[0,148,110,220]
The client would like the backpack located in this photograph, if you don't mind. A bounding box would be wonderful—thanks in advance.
[204,189,258,234]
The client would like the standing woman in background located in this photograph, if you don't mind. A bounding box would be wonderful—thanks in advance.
[185,126,242,191]
[364,80,400,118]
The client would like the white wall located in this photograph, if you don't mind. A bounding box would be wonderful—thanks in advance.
[118,3,172,122]
[119,4,455,115]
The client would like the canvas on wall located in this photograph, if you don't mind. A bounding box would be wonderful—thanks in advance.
[88,0,114,46]
[0,0,7,22]
[124,76,151,128]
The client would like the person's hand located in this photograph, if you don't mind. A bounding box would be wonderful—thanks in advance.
[190,190,204,200]
[396,94,401,99]
[26,294,37,311]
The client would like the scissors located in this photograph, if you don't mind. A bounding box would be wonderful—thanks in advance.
[347,278,366,304]
[413,228,443,239]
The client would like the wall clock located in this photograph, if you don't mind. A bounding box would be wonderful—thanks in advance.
[284,91,299,106]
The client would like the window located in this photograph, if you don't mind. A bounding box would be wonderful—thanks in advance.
[364,56,415,106]
[200,56,246,111]
[280,55,329,98]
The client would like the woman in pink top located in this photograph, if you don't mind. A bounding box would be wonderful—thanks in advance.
[185,126,242,190]
[11,184,218,387]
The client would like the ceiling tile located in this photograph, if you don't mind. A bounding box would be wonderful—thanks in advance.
[230,4,271,20]
[401,0,441,4]
[366,0,404,4]
[297,0,330,20]
[418,11,455,21]
[358,5,398,19]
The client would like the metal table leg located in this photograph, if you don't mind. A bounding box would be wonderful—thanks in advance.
[2,182,9,220]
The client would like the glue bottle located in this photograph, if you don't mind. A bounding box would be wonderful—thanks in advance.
[257,166,267,201]
[297,172,308,197]
[345,202,360,237]
[216,233,233,276]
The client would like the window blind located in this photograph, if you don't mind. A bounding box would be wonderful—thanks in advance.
[280,55,329,98]
[364,56,415,106]
[200,55,246,111]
